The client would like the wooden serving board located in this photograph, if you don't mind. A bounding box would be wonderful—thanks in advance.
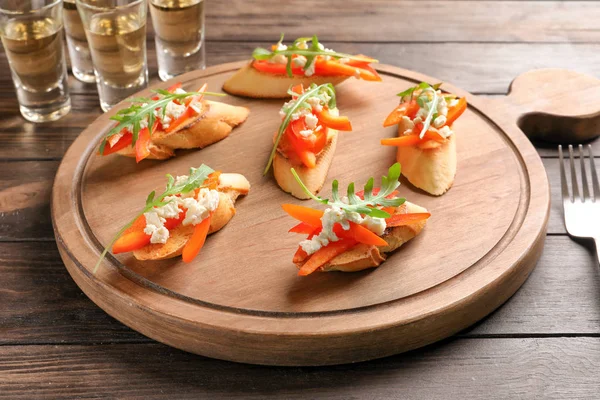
[52,61,556,366]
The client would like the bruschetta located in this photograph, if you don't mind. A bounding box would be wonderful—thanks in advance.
[95,165,250,270]
[282,163,430,276]
[99,83,249,162]
[380,82,467,196]
[223,35,381,99]
[264,83,352,199]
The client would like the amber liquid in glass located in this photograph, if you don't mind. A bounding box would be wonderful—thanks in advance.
[150,0,205,80]
[0,16,70,121]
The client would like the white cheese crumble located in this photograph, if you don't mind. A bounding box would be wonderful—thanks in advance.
[306,97,323,112]
[438,125,454,137]
[144,211,169,244]
[270,54,288,65]
[276,43,288,51]
[142,176,221,244]
[290,108,311,121]
[299,129,314,138]
[338,57,350,64]
[304,59,316,77]
[293,56,307,67]
[298,206,387,256]
[449,98,459,108]
[433,114,447,128]
[305,113,319,129]
[182,188,220,226]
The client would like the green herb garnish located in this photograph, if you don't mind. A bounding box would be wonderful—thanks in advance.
[99,89,226,155]
[291,163,406,219]
[252,34,378,78]
[396,82,442,138]
[264,83,337,175]
[93,164,215,273]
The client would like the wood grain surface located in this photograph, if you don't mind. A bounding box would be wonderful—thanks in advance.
[1,0,599,397]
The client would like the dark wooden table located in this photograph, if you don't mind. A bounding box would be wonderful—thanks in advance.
[2,1,600,398]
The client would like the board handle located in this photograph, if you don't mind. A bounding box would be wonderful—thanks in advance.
[492,69,600,143]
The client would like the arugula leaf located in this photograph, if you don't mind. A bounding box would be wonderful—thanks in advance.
[291,163,406,219]
[251,35,378,78]
[93,164,215,273]
[98,89,226,155]
[264,83,337,175]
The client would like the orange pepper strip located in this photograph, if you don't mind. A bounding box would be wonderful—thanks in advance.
[445,97,467,126]
[381,134,421,147]
[291,84,304,96]
[282,204,324,227]
[383,100,419,127]
[381,130,445,147]
[386,212,431,227]
[185,83,207,107]
[298,239,358,276]
[182,216,212,263]
[316,108,352,131]
[112,231,151,254]
[134,127,151,163]
[164,106,196,133]
[334,222,388,247]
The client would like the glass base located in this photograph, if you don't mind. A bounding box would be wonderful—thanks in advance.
[158,64,206,82]
[20,99,71,123]
[72,67,96,83]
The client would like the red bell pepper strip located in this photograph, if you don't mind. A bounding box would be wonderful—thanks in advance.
[252,60,305,75]
[298,239,358,276]
[134,127,151,163]
[289,222,319,234]
[101,131,133,155]
[355,188,400,200]
[182,215,212,263]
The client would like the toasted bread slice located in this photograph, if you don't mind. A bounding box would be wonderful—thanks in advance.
[222,63,349,99]
[116,100,249,160]
[273,108,340,199]
[132,173,250,261]
[295,201,428,273]
[394,119,457,196]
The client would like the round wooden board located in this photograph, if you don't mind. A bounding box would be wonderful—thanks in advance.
[52,61,550,366]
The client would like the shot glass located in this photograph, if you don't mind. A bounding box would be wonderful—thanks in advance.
[63,0,95,82]
[77,0,148,112]
[149,0,206,81]
[0,0,71,123]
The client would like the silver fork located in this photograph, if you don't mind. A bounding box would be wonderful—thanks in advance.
[559,144,600,264]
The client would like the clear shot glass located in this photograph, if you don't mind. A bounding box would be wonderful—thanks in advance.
[0,0,71,122]
[149,0,206,81]
[63,0,95,83]
[77,0,148,111]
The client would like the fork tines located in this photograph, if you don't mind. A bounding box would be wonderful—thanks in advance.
[558,144,600,203]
